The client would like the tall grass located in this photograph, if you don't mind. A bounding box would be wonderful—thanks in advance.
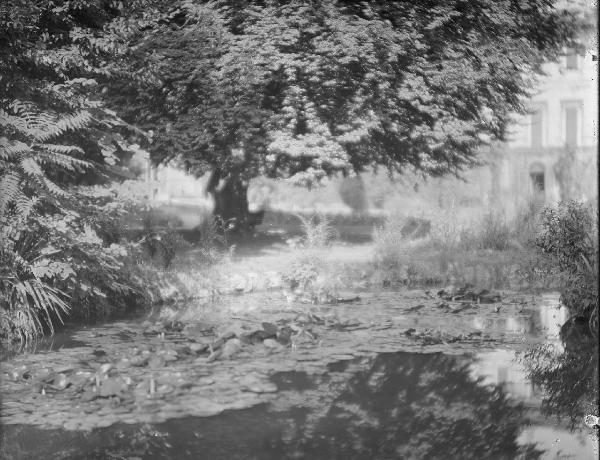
[372,205,543,289]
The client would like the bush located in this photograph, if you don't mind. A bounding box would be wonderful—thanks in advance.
[297,212,338,248]
[189,217,227,265]
[0,187,159,342]
[139,230,188,269]
[536,201,598,335]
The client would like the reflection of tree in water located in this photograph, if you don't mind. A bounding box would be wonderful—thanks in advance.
[2,353,544,459]
[283,352,541,459]
[521,319,599,427]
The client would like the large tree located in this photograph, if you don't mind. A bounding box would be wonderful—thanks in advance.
[107,0,585,229]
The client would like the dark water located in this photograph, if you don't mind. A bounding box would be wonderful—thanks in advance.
[2,350,597,460]
[1,293,598,459]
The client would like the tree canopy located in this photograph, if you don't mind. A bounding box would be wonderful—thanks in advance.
[1,0,588,228]
[110,0,585,187]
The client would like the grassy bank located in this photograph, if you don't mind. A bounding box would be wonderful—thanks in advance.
[369,204,552,290]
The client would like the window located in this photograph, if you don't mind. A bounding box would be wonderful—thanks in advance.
[564,106,579,147]
[561,100,582,148]
[566,48,578,70]
[530,107,543,148]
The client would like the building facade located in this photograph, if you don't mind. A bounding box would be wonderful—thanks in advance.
[488,46,598,217]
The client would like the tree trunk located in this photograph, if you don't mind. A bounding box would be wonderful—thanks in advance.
[206,169,251,232]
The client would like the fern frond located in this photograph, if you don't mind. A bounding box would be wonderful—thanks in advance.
[36,110,93,142]
[14,195,39,222]
[12,282,44,332]
[0,171,23,216]
[3,102,94,143]
[37,143,85,156]
[35,149,91,171]
[0,109,29,135]
[20,157,67,197]
[0,138,32,161]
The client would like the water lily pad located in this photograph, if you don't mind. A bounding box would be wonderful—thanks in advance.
[261,322,279,336]
[148,356,166,369]
[406,304,425,313]
[116,359,132,370]
[263,339,284,351]
[99,363,113,374]
[222,338,242,359]
[130,355,149,367]
[335,293,361,304]
[238,374,278,394]
[206,349,223,363]
[189,342,209,353]
[182,323,210,337]
[159,349,178,362]
[52,373,70,390]
[97,377,127,398]
[276,328,292,345]
[240,330,272,344]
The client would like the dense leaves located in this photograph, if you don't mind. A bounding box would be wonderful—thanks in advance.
[114,0,585,185]
[0,0,589,335]
[0,1,159,339]
[536,201,599,333]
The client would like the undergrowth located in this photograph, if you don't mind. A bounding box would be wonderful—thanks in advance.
[296,212,338,249]
[536,201,598,335]
[372,205,547,289]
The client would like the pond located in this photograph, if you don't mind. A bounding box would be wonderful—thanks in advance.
[1,291,598,459]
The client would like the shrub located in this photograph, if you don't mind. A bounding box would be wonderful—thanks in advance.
[536,201,598,335]
[372,214,409,269]
[188,217,228,265]
[139,230,188,269]
[297,212,338,248]
[0,187,159,342]
[0,218,71,342]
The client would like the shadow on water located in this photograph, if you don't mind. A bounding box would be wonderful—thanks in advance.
[1,294,597,459]
[1,351,583,460]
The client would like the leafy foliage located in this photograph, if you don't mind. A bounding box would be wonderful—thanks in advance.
[0,222,71,342]
[0,185,158,341]
[0,1,160,340]
[536,201,599,334]
[115,0,584,187]
[297,212,338,249]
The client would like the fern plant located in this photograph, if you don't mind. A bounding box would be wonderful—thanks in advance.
[0,1,159,341]
[0,101,95,220]
[0,212,72,341]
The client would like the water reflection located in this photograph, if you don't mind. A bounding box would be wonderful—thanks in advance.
[470,293,598,459]
[1,294,597,459]
[0,351,554,459]
[472,293,568,338]
[276,352,542,460]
